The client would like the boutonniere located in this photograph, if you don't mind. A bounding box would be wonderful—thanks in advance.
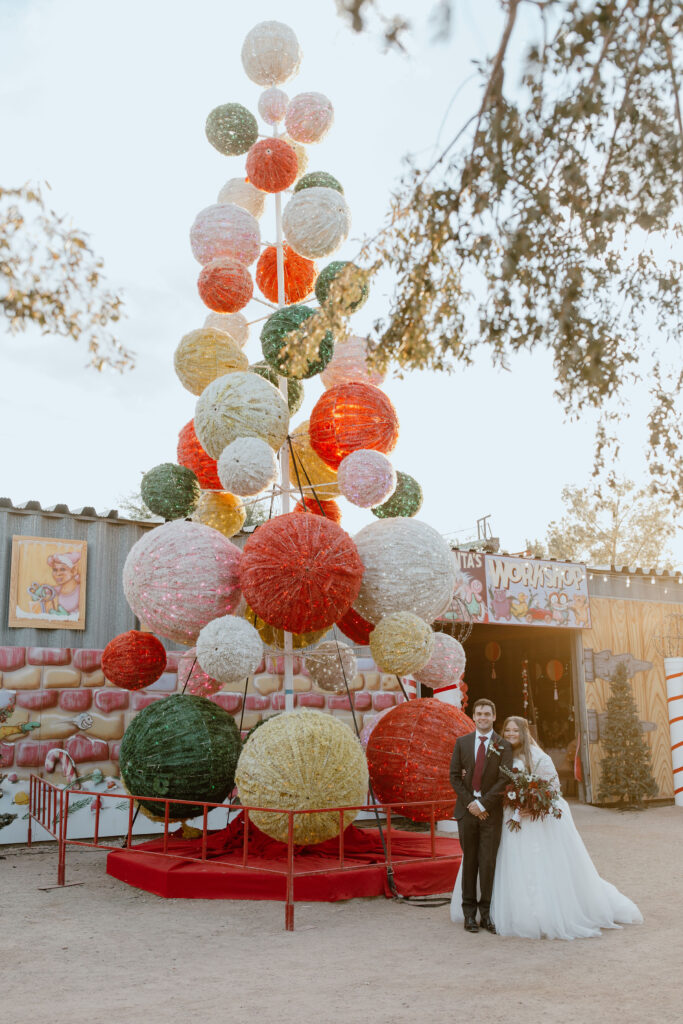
[488,739,504,758]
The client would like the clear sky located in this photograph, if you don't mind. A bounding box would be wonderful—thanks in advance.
[1,0,676,564]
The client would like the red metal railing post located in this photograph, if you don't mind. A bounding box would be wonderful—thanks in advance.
[163,802,170,854]
[285,811,295,932]
[126,797,134,848]
[338,810,344,868]
[57,789,67,886]
[242,809,249,867]
[93,794,101,847]
[385,806,392,865]
[430,806,436,858]
[201,805,208,861]
[27,776,33,847]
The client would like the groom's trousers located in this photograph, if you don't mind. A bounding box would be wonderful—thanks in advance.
[458,811,502,918]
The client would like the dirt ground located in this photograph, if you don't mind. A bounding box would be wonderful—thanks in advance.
[2,802,681,1024]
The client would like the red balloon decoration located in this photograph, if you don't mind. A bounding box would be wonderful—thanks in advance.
[366,698,475,821]
[293,496,342,524]
[198,257,254,313]
[336,605,374,645]
[309,382,400,470]
[176,419,222,490]
[239,512,364,633]
[246,138,299,193]
[102,631,167,691]
[256,244,316,304]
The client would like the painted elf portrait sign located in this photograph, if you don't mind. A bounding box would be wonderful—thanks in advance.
[8,536,87,630]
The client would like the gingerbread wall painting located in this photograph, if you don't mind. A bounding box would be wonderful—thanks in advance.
[8,537,87,630]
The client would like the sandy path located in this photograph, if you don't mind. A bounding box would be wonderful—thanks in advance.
[2,803,681,1024]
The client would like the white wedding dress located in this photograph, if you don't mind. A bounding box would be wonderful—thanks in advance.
[450,748,643,940]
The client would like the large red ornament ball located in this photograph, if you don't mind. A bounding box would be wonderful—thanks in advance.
[256,244,316,304]
[335,605,374,645]
[246,138,299,193]
[366,698,475,821]
[198,257,254,313]
[293,496,342,524]
[102,631,167,691]
[239,512,364,634]
[177,419,222,490]
[309,382,399,470]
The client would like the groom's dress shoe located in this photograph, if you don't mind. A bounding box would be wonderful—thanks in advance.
[480,916,496,934]
[464,916,479,933]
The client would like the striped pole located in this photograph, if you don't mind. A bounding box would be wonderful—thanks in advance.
[664,657,683,806]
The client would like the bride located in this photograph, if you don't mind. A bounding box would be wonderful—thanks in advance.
[451,716,643,939]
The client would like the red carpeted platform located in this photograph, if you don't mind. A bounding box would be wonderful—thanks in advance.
[106,816,461,901]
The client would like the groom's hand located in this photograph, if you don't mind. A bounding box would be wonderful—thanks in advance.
[467,801,488,819]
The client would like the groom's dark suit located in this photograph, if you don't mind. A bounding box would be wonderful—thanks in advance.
[450,731,513,920]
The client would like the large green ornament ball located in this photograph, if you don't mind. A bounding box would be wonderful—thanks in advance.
[260,304,334,379]
[294,171,343,195]
[372,471,423,519]
[119,695,242,821]
[249,361,304,414]
[315,261,369,313]
[141,463,200,520]
[205,103,258,156]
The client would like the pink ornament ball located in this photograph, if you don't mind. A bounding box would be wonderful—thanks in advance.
[337,450,397,509]
[413,633,467,689]
[122,520,243,646]
[320,335,386,389]
[190,204,260,266]
[285,92,334,144]
[177,648,223,697]
[258,87,288,124]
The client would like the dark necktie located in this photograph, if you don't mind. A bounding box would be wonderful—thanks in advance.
[472,735,487,792]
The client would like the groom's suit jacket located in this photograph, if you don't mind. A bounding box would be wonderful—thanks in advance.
[449,731,513,821]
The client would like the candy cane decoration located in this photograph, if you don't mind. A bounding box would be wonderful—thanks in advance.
[45,748,79,785]
[433,681,463,709]
[664,657,683,806]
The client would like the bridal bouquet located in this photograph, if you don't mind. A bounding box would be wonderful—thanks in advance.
[501,766,562,832]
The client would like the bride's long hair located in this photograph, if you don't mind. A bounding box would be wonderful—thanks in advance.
[501,716,539,772]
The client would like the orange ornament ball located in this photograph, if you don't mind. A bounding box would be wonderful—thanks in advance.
[256,244,316,304]
[176,419,222,490]
[102,631,167,691]
[198,258,254,313]
[309,382,400,470]
[294,496,342,524]
[246,138,299,194]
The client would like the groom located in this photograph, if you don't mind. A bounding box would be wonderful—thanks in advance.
[450,698,513,933]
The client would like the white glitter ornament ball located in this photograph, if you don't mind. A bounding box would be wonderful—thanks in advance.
[196,614,263,684]
[285,92,334,144]
[258,87,289,125]
[305,639,357,694]
[369,612,435,676]
[195,371,289,458]
[283,188,351,259]
[217,178,266,220]
[337,450,396,509]
[190,204,260,266]
[353,519,456,624]
[204,312,249,348]
[217,436,278,496]
[241,21,302,86]
[320,335,386,389]
[413,633,467,689]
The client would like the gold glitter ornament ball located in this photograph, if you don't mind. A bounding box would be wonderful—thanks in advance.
[191,491,246,538]
[288,419,340,498]
[194,371,289,458]
[245,605,326,652]
[235,710,369,844]
[204,312,249,348]
[369,612,435,676]
[305,639,357,693]
[174,329,248,396]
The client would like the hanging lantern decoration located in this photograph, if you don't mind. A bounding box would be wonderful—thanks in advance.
[235,710,368,844]
[320,335,384,390]
[280,134,308,179]
[122,521,243,646]
[293,496,342,524]
[337,449,396,509]
[285,92,334,144]
[198,257,254,313]
[295,171,343,194]
[249,361,304,414]
[196,615,263,684]
[217,436,278,496]
[372,471,423,519]
[366,699,475,821]
[305,639,357,693]
[140,463,200,520]
[413,633,466,689]
[205,102,258,155]
[258,86,289,124]
[484,641,502,679]
[102,631,167,691]
[204,311,249,348]
[288,420,340,498]
[283,187,351,259]
[191,491,246,538]
[177,419,222,490]
[246,138,299,194]
[256,244,316,305]
[245,605,326,652]
[261,304,334,379]
[194,371,289,457]
[241,21,302,86]
[239,512,364,633]
[190,203,260,266]
[174,328,248,396]
[177,647,223,698]
[315,263,368,314]
[546,658,564,701]
[369,612,435,676]
[353,518,456,625]
[335,606,374,646]
[309,382,399,470]
[217,178,266,220]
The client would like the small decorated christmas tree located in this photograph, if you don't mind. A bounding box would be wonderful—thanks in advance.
[598,662,658,807]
